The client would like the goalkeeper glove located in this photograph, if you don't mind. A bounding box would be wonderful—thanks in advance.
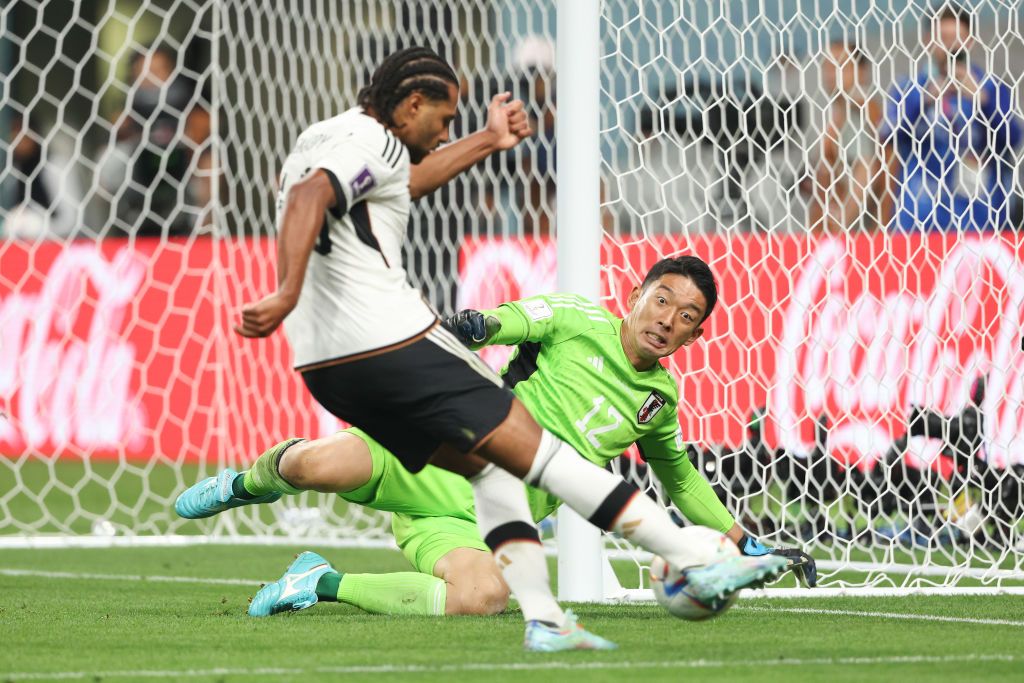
[739,534,818,588]
[444,309,500,348]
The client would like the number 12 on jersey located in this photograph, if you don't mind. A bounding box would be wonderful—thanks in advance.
[575,396,624,448]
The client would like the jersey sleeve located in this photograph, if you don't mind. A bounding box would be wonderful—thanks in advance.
[311,128,406,218]
[479,293,603,347]
[639,416,735,534]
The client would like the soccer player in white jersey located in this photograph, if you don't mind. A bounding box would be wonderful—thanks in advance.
[177,47,786,651]
[182,257,817,618]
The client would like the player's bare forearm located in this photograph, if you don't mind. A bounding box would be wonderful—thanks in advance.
[275,208,318,303]
[408,129,500,199]
[409,92,532,200]
[276,171,335,301]
[235,171,334,338]
[725,523,744,545]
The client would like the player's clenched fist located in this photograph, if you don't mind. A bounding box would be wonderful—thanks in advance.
[234,292,296,338]
[486,92,534,150]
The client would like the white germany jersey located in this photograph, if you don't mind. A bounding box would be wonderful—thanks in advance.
[279,107,437,368]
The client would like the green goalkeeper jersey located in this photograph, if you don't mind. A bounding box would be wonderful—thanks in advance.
[480,293,734,531]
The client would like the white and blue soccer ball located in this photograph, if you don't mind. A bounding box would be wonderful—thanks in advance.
[649,526,741,621]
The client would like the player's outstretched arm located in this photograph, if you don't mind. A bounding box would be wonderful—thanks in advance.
[445,309,503,348]
[643,433,818,587]
[408,92,533,199]
[235,170,336,338]
[444,302,542,350]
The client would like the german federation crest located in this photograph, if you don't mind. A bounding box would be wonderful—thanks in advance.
[637,391,667,424]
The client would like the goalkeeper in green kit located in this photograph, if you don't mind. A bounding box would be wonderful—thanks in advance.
[176,255,815,616]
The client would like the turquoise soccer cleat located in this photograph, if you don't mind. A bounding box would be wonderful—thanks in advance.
[248,551,335,617]
[174,468,281,519]
[684,554,789,601]
[523,609,618,652]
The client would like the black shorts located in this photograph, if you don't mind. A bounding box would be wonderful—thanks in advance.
[301,323,515,473]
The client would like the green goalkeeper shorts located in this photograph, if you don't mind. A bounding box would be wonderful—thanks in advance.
[337,427,560,575]
[337,427,488,575]
[392,513,489,576]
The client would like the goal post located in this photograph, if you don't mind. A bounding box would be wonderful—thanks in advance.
[2,0,1023,598]
[555,0,605,603]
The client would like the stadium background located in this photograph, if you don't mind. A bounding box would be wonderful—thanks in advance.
[2,0,1023,573]
[3,3,1024,681]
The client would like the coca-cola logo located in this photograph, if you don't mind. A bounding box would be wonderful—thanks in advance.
[773,238,1024,469]
[0,245,147,450]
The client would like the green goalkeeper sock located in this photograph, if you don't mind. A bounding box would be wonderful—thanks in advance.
[240,439,304,497]
[316,571,447,616]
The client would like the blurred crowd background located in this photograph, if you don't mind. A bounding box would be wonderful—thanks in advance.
[2,0,1022,251]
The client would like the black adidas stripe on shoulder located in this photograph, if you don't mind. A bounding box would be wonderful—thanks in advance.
[384,133,403,167]
[381,134,396,165]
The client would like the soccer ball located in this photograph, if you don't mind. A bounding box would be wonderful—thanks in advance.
[649,526,741,621]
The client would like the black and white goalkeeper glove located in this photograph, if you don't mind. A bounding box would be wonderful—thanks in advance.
[739,534,818,588]
[444,309,500,347]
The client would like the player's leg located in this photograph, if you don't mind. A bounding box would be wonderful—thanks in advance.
[175,431,372,519]
[249,434,494,617]
[396,327,781,645]
[312,515,506,617]
[250,547,450,618]
[457,394,788,605]
[393,513,508,615]
[249,521,503,618]
[433,547,508,616]
[294,332,617,649]
[245,452,446,618]
[307,441,499,617]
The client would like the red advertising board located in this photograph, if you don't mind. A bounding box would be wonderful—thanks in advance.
[460,233,1024,471]
[1,234,1021,471]
[0,238,323,462]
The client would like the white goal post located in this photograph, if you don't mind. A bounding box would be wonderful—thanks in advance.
[2,0,1023,599]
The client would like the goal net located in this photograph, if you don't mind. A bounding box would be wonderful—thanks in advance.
[2,0,1023,596]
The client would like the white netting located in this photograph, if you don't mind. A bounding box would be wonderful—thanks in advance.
[2,1,1023,592]
[592,0,1024,591]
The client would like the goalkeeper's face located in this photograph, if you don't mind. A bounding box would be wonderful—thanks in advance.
[397,82,459,164]
[623,274,706,367]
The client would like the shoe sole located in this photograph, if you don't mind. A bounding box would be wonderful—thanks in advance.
[523,623,618,652]
[524,638,618,652]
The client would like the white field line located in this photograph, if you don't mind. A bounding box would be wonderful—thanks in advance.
[4,567,1024,630]
[735,605,1024,628]
[0,534,399,550]
[2,654,1019,680]
[6,568,1024,600]
[0,568,254,586]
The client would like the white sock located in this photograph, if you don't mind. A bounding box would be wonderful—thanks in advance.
[470,463,565,626]
[527,431,704,569]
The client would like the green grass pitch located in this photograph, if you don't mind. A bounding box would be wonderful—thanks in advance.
[2,545,1022,682]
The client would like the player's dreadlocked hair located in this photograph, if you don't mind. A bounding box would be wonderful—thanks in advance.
[357,47,459,126]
